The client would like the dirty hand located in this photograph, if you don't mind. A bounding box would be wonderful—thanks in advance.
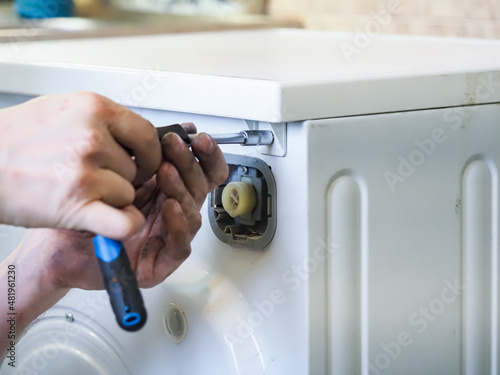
[10,128,228,294]
[0,92,161,240]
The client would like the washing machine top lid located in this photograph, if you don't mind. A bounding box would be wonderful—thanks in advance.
[1,28,500,122]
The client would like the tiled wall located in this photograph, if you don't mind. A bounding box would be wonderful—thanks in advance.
[268,0,500,39]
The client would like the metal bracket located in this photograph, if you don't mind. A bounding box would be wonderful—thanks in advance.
[245,120,287,157]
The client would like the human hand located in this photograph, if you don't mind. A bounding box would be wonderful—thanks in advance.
[16,128,228,291]
[0,92,161,240]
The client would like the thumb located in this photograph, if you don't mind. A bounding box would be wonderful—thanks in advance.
[74,202,145,240]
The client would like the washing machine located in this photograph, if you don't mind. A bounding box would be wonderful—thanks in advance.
[0,29,499,375]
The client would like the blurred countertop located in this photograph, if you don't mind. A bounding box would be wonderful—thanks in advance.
[0,3,301,43]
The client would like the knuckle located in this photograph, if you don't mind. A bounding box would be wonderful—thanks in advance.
[218,164,230,183]
[161,198,174,217]
[137,272,154,289]
[73,92,106,115]
[184,245,192,258]
[157,162,171,176]
[191,212,202,234]
[80,129,105,158]
[125,162,138,183]
[122,182,136,204]
[208,168,229,191]
[112,216,135,238]
[175,245,191,261]
[69,168,94,194]
[156,165,168,187]
[193,187,207,207]
[159,162,178,182]
[143,123,159,147]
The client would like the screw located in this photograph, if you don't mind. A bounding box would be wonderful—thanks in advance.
[163,303,188,343]
[65,312,74,323]
[241,166,248,175]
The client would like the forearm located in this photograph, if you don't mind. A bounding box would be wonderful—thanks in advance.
[0,232,69,357]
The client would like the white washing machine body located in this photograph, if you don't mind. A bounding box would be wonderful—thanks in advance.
[0,29,499,375]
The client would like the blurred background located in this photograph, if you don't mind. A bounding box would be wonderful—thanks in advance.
[268,0,500,39]
[0,0,499,40]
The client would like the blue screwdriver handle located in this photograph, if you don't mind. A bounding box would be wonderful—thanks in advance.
[93,235,147,331]
[90,125,187,331]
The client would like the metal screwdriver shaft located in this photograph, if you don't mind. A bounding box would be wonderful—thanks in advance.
[189,130,274,146]
[156,124,274,146]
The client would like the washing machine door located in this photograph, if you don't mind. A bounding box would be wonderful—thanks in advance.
[0,306,131,375]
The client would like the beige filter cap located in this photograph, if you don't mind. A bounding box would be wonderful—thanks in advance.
[221,181,257,218]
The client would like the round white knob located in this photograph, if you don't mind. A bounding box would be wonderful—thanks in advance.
[221,181,257,218]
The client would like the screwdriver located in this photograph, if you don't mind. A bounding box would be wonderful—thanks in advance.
[156,124,274,146]
[93,124,274,331]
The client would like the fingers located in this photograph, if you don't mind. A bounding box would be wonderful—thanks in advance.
[180,122,197,134]
[94,169,135,208]
[77,93,162,186]
[133,235,164,289]
[124,125,227,289]
[157,162,195,209]
[133,176,159,211]
[160,199,193,258]
[91,130,137,182]
[74,203,145,240]
[191,133,229,191]
[161,132,226,207]
[134,199,192,288]
[155,165,203,238]
[161,133,208,206]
